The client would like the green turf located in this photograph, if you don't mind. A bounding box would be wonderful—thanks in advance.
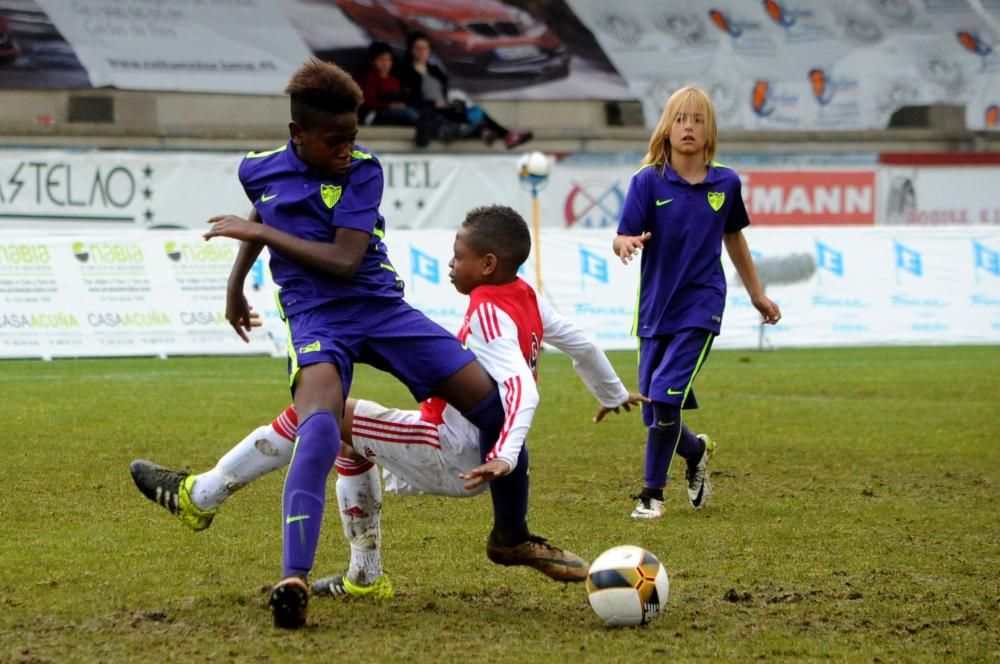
[2,346,999,661]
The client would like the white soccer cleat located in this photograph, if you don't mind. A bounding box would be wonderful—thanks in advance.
[686,434,716,509]
[630,495,665,520]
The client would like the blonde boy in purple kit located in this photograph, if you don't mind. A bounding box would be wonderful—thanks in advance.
[614,86,782,521]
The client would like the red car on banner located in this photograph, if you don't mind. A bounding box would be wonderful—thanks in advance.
[334,0,569,79]
[740,171,876,225]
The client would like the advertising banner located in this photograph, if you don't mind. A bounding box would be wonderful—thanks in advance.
[0,148,516,232]
[0,231,278,359]
[0,0,630,100]
[1,0,995,126]
[31,0,313,94]
[2,227,997,360]
[878,165,1000,225]
[565,0,1000,130]
[3,149,999,234]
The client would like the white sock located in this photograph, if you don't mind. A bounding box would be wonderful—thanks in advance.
[336,464,383,585]
[189,424,294,511]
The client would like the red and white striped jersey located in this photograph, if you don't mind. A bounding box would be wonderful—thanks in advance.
[456,279,543,469]
[422,277,629,472]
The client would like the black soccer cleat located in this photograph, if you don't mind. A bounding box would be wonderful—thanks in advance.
[269,576,309,629]
[129,459,216,531]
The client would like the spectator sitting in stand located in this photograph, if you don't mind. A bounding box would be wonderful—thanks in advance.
[397,31,533,150]
[358,41,432,146]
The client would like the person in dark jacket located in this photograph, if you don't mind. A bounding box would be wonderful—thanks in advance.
[397,32,533,149]
[358,41,433,146]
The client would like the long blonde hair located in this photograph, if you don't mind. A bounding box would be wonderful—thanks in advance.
[642,86,718,171]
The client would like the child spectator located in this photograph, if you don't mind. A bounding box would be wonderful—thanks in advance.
[357,41,435,147]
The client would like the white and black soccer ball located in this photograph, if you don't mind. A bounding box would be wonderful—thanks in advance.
[586,545,669,626]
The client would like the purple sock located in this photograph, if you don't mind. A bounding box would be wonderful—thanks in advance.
[643,402,682,489]
[282,410,339,578]
[465,389,529,533]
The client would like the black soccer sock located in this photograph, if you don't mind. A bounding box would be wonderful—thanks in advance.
[463,389,530,532]
[639,487,664,502]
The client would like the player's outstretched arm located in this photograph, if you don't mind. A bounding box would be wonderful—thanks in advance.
[205,216,370,280]
[593,392,651,423]
[537,295,641,418]
[723,230,781,325]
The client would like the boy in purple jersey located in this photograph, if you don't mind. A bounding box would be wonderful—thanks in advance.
[613,86,781,520]
[198,59,577,628]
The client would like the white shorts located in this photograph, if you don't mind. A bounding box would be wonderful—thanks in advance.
[350,399,485,498]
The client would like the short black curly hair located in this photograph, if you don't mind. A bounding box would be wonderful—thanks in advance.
[285,58,362,128]
[368,41,393,62]
[461,205,532,273]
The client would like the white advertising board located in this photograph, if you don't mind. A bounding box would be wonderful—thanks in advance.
[2,227,997,360]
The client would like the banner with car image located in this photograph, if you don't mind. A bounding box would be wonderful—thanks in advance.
[1,0,630,99]
[2,0,994,124]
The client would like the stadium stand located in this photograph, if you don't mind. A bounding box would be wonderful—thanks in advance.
[2,90,998,155]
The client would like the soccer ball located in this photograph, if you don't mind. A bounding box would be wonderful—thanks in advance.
[585,545,669,626]
[517,150,552,178]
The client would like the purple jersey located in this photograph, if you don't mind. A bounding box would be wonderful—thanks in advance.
[238,141,402,317]
[617,162,749,336]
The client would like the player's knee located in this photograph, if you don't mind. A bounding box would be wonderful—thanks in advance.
[438,361,497,411]
[649,402,681,429]
[297,410,341,458]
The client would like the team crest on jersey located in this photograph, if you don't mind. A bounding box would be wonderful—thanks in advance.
[707,191,725,211]
[321,184,342,209]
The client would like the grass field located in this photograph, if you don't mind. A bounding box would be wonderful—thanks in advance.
[2,346,999,662]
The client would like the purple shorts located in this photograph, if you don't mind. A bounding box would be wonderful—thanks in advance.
[284,297,475,401]
[638,329,715,426]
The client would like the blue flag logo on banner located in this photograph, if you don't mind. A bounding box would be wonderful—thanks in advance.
[973,241,999,283]
[816,241,844,276]
[410,246,439,286]
[580,246,608,285]
[894,241,922,280]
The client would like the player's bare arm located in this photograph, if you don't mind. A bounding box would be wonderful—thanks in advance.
[206,216,371,279]
[723,230,781,325]
[223,216,267,341]
[613,232,652,264]
[593,392,651,423]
